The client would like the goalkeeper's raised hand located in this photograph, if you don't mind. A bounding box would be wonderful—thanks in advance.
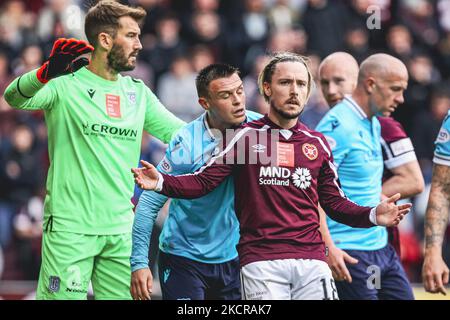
[36,38,94,84]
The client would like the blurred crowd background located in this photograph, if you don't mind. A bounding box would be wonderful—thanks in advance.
[0,0,450,296]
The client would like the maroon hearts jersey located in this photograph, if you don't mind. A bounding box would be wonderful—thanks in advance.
[159,115,375,267]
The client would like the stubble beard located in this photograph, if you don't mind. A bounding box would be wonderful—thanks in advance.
[270,100,303,120]
[107,44,136,73]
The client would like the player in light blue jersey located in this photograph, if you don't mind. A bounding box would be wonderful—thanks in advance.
[422,110,450,295]
[130,64,262,300]
[316,54,414,299]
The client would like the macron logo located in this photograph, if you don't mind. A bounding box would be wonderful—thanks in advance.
[252,144,266,153]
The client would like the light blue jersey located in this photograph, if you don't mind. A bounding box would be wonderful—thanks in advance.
[131,111,262,271]
[316,97,386,251]
[433,110,450,167]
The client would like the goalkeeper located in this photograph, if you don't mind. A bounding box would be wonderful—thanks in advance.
[3,1,184,300]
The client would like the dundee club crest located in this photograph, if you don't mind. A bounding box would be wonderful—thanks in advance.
[48,276,60,293]
[302,143,318,160]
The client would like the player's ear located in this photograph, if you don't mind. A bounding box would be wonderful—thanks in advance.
[97,32,113,51]
[263,82,271,98]
[365,77,376,94]
[198,97,209,111]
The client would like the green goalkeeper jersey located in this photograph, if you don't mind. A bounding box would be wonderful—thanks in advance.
[4,67,185,235]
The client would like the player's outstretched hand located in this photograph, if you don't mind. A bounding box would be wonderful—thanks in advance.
[132,160,159,190]
[375,193,412,227]
[131,268,153,300]
[37,38,94,83]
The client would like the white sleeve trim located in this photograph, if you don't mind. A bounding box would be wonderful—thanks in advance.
[369,207,378,225]
[433,156,450,167]
[384,151,417,169]
[155,172,164,192]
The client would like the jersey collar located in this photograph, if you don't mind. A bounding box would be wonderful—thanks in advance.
[262,114,303,133]
[202,112,252,141]
[344,95,368,120]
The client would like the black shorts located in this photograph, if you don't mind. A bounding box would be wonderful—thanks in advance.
[335,245,414,300]
[158,251,241,300]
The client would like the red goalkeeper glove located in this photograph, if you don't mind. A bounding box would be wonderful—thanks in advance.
[37,38,94,84]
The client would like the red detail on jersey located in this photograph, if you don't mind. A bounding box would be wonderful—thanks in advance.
[277,142,295,167]
[106,94,121,118]
[302,143,318,160]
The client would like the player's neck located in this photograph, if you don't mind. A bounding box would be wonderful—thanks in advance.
[206,112,230,134]
[351,89,373,118]
[268,110,298,129]
[87,53,119,81]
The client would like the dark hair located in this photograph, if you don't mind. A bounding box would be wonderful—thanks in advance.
[195,63,240,98]
[85,1,146,47]
[258,52,313,102]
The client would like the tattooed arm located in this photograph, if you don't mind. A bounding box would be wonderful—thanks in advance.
[422,163,450,295]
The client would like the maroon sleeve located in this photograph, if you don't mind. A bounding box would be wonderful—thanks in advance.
[158,129,247,199]
[317,142,375,228]
[160,163,234,199]
[378,116,408,143]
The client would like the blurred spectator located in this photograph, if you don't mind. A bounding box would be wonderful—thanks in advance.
[345,0,392,49]
[157,55,202,122]
[37,0,86,47]
[0,0,35,57]
[243,54,270,112]
[300,53,329,129]
[227,0,270,71]
[0,125,44,249]
[190,45,215,73]
[399,0,440,49]
[437,31,450,78]
[241,0,270,44]
[394,52,441,133]
[0,51,11,88]
[12,45,43,77]
[289,26,308,54]
[411,84,450,181]
[267,0,299,31]
[302,0,348,57]
[13,196,43,280]
[438,0,450,32]
[344,26,373,63]
[145,13,186,85]
[133,0,168,37]
[385,24,415,61]
[0,51,13,112]
[244,26,307,74]
[193,0,220,13]
[187,11,225,62]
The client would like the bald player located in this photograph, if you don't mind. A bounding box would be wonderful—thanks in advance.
[316,53,419,299]
[318,52,424,287]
